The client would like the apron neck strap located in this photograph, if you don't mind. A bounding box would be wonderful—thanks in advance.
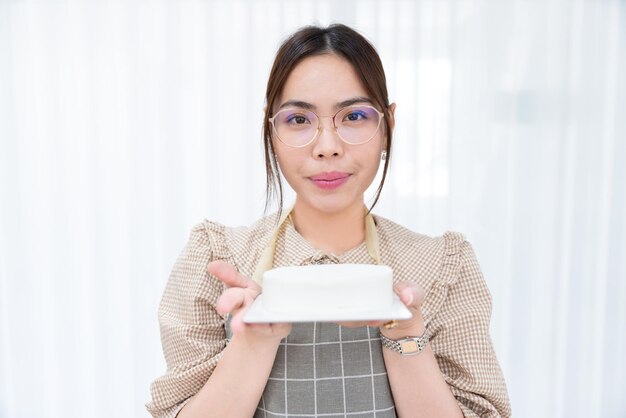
[252,206,381,286]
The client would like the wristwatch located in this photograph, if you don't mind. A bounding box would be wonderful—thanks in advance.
[380,331,429,355]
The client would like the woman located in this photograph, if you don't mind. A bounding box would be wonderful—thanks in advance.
[147,24,511,418]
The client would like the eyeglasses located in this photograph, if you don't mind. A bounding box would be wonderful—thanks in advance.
[269,105,385,148]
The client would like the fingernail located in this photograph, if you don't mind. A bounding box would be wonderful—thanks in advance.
[406,292,414,306]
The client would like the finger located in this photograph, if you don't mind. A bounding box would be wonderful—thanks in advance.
[229,304,251,335]
[216,287,250,315]
[208,260,260,292]
[393,282,425,308]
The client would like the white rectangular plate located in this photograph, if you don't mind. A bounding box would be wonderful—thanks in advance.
[243,293,412,323]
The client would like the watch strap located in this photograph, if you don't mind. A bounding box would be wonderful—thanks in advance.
[380,331,429,355]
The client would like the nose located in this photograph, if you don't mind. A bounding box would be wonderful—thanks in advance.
[312,116,343,158]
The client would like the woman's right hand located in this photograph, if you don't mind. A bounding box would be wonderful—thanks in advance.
[208,260,292,341]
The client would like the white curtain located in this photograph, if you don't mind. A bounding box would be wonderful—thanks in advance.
[1,1,624,417]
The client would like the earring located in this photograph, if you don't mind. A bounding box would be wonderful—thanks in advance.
[381,150,387,161]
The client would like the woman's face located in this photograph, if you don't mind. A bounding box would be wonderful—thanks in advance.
[272,53,394,216]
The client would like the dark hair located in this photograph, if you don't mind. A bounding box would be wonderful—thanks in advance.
[263,23,393,217]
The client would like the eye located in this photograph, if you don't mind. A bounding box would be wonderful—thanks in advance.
[341,108,371,123]
[282,110,312,125]
[289,115,309,124]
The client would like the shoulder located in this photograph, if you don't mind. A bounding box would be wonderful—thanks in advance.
[373,214,473,287]
[161,213,279,313]
[373,214,489,321]
[373,214,466,261]
[194,212,280,276]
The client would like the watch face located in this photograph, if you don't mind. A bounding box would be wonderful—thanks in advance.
[400,340,419,353]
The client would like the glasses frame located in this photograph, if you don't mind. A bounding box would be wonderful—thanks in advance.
[268,104,386,148]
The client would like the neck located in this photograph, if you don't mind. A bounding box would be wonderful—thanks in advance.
[290,200,367,255]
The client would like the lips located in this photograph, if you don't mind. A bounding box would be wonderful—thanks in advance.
[309,171,351,190]
[310,172,350,181]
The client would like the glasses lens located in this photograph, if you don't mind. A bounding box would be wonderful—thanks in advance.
[273,108,318,147]
[335,106,381,144]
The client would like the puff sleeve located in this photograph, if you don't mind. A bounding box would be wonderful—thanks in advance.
[146,221,231,418]
[426,232,512,417]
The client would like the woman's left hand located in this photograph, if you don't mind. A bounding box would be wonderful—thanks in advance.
[337,281,425,329]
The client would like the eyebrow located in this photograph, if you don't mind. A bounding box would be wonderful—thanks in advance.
[277,96,374,111]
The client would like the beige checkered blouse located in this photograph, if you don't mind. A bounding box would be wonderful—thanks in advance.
[146,213,511,417]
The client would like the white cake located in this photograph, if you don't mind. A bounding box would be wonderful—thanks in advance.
[261,264,393,314]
